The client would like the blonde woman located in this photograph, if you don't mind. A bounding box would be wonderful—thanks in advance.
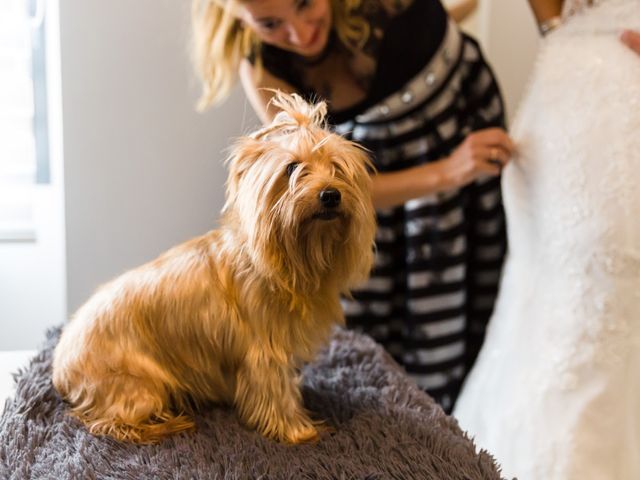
[193,0,514,413]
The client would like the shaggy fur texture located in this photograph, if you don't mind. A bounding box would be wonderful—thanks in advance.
[1,327,505,480]
[51,93,376,444]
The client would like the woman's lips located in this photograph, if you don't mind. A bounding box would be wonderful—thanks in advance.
[300,24,324,54]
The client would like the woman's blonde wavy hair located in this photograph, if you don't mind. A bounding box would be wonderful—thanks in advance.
[191,0,369,110]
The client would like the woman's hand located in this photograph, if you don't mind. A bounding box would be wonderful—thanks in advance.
[436,128,515,190]
[370,128,514,209]
[621,30,640,56]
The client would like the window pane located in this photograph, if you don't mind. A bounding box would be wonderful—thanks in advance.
[0,0,43,240]
[0,0,38,184]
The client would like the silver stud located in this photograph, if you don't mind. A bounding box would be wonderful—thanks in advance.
[425,72,436,86]
[401,91,414,104]
[379,104,390,116]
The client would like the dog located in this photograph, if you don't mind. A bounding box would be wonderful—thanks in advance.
[52,92,376,444]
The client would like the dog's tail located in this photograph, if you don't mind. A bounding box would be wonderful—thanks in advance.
[80,411,196,444]
[59,373,197,444]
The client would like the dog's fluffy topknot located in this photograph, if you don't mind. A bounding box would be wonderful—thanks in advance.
[252,91,328,140]
[271,91,327,128]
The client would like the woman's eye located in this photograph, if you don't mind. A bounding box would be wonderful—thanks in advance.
[286,162,300,177]
[259,19,281,30]
[297,0,312,9]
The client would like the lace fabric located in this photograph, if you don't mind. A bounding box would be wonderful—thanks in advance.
[562,0,606,18]
[559,0,640,35]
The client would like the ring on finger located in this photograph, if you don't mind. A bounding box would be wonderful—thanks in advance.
[487,147,502,168]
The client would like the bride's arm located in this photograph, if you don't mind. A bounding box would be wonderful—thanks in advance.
[447,0,478,23]
[527,0,564,23]
[528,0,564,36]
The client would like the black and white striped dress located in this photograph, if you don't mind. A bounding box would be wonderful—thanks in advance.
[334,21,507,413]
[257,1,507,413]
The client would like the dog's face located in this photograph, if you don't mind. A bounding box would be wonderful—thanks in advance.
[222,97,375,290]
[228,129,370,230]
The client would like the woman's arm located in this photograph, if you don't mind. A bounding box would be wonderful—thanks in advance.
[371,128,514,209]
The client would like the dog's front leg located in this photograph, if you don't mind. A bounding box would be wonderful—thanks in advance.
[234,345,319,444]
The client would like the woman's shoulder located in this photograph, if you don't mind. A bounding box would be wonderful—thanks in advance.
[350,0,416,33]
[366,0,415,17]
[356,0,444,24]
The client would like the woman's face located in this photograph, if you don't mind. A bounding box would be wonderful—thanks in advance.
[239,0,332,58]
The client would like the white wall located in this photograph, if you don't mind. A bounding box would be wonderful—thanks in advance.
[478,0,540,120]
[60,0,259,314]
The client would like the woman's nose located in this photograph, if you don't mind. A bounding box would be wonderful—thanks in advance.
[287,19,314,47]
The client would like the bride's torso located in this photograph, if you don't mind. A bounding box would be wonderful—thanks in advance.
[497,0,640,379]
[562,0,608,17]
[561,0,639,31]
[505,0,640,261]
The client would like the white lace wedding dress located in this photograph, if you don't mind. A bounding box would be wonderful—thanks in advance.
[453,1,640,479]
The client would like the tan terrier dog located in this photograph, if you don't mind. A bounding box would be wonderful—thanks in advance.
[52,93,376,444]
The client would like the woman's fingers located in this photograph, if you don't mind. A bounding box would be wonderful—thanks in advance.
[621,29,640,56]
[471,128,516,155]
[442,128,515,186]
[467,129,513,168]
[475,146,506,175]
[487,145,511,168]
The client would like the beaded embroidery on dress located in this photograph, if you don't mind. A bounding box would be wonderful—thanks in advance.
[562,0,607,18]
[453,0,640,478]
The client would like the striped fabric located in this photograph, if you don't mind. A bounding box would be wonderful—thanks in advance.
[336,21,507,413]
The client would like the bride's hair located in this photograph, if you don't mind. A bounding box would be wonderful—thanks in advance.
[191,0,369,110]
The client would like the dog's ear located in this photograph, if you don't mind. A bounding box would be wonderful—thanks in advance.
[223,137,268,211]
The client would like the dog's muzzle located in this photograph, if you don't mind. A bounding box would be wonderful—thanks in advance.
[319,188,341,208]
[314,188,342,220]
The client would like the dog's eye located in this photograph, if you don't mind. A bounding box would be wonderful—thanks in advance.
[286,162,300,177]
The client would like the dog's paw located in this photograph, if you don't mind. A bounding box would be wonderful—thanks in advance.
[315,421,336,438]
[283,422,320,444]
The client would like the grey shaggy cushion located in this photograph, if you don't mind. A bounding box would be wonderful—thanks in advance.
[0,327,503,479]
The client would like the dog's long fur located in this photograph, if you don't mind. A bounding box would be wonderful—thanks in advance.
[52,93,376,444]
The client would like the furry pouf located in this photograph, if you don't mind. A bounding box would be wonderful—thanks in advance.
[1,327,503,479]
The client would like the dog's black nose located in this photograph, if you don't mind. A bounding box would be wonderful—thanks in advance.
[319,188,341,209]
